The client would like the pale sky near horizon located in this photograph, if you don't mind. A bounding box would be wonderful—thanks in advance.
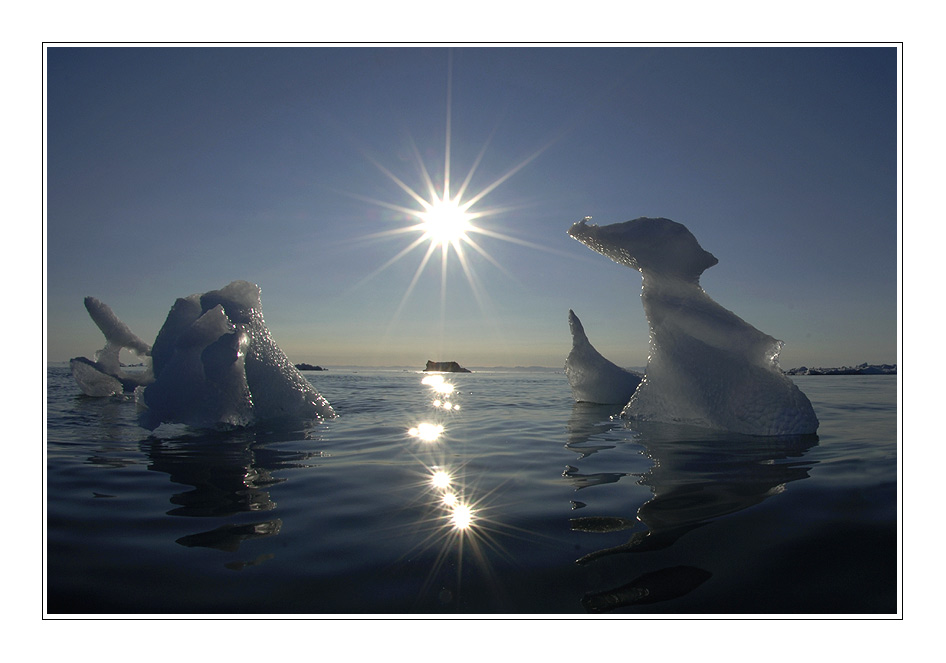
[45,45,899,368]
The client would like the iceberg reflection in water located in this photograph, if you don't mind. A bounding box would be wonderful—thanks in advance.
[563,402,819,611]
[144,428,324,570]
[46,367,896,614]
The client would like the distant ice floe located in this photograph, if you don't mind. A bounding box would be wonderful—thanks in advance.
[784,363,896,375]
[565,309,641,405]
[568,216,818,436]
[71,280,335,429]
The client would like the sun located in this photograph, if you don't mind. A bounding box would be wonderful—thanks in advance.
[347,52,566,328]
[419,198,473,248]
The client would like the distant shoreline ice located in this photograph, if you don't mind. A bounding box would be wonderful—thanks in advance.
[784,363,896,375]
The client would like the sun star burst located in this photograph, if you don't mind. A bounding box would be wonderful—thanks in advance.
[347,54,567,335]
[419,197,473,248]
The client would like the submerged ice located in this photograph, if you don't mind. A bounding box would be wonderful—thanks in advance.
[568,216,818,436]
[565,309,641,405]
[71,280,335,428]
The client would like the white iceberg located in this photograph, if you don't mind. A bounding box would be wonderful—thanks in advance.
[568,216,818,436]
[565,309,642,405]
[72,280,335,429]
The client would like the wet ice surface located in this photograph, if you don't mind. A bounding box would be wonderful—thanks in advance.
[568,217,818,435]
[70,281,334,429]
[45,367,897,614]
[565,309,642,405]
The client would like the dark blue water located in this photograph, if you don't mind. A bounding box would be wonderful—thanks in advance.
[44,365,898,614]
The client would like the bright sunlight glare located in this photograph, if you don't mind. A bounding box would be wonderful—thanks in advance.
[451,503,474,530]
[409,423,445,443]
[422,374,455,395]
[419,198,473,248]
[431,469,452,490]
[349,52,564,332]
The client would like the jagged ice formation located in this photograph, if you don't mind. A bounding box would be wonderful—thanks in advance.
[568,216,818,436]
[70,297,154,397]
[71,280,335,429]
[565,309,642,405]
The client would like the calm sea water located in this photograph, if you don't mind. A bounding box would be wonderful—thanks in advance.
[44,364,899,615]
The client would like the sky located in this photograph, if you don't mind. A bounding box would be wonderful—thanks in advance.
[45,45,899,369]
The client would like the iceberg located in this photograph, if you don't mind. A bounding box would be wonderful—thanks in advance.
[72,280,335,429]
[565,309,642,405]
[70,297,154,397]
[568,217,818,436]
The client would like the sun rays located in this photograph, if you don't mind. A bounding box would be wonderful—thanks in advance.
[344,55,566,337]
[353,131,538,324]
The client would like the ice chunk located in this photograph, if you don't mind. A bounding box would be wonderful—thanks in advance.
[139,280,334,429]
[82,297,152,373]
[70,356,128,397]
[140,303,254,429]
[150,294,204,380]
[70,297,154,396]
[565,309,641,404]
[71,281,335,428]
[568,216,818,436]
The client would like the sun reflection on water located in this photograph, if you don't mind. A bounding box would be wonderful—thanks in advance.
[397,371,554,610]
[450,503,474,530]
[430,468,452,490]
[408,422,445,442]
[427,465,474,530]
[422,374,455,394]
[422,373,463,411]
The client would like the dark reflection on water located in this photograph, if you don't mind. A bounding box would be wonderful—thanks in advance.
[177,521,283,552]
[581,566,714,612]
[564,402,819,611]
[562,465,628,490]
[565,403,621,459]
[47,367,896,614]
[141,428,324,562]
